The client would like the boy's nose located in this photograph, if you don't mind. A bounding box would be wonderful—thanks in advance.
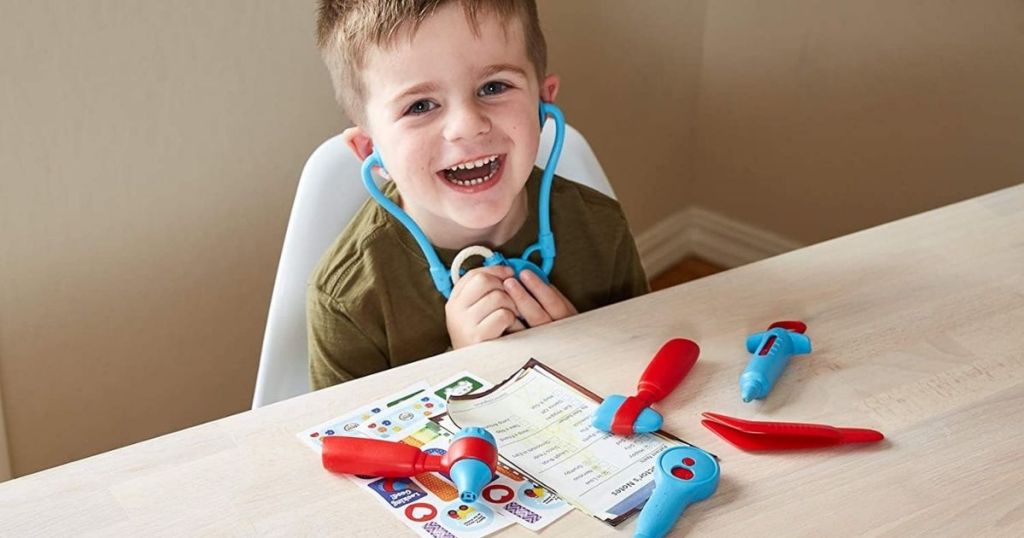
[442,104,491,142]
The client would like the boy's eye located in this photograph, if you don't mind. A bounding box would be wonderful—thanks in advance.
[406,100,437,116]
[478,81,510,97]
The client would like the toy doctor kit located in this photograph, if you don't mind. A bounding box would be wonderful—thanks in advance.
[739,320,812,402]
[360,103,567,299]
[302,322,888,535]
[322,426,498,503]
[593,338,700,435]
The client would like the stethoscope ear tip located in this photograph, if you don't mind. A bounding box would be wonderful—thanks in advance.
[365,150,390,179]
[368,150,383,167]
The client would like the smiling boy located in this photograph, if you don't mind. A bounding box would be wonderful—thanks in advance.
[308,0,649,388]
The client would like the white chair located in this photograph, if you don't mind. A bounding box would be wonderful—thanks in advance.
[251,122,615,408]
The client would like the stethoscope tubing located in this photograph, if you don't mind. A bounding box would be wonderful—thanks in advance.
[360,102,566,299]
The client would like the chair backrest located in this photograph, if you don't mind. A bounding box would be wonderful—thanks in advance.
[251,122,615,408]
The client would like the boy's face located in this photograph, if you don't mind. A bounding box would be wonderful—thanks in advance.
[346,4,558,246]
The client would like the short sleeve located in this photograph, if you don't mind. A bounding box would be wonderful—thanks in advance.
[306,284,389,390]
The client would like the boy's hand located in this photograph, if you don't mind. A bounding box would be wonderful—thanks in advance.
[446,265,520,349]
[502,269,578,331]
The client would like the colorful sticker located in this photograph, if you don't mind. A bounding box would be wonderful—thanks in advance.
[367,477,428,508]
[482,484,515,504]
[442,502,496,532]
[401,421,446,448]
[503,501,542,525]
[517,482,565,510]
[422,522,457,538]
[405,502,439,523]
[361,393,446,439]
[434,376,485,401]
[415,472,459,502]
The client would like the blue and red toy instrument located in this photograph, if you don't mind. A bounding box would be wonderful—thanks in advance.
[635,446,720,538]
[322,427,497,503]
[593,338,700,435]
[739,321,812,402]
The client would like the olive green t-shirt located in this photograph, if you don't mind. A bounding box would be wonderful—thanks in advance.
[307,167,649,389]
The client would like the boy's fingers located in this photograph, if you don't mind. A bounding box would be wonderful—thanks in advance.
[519,270,576,319]
[503,278,551,327]
[468,289,518,324]
[507,318,528,333]
[477,308,517,340]
[449,265,515,304]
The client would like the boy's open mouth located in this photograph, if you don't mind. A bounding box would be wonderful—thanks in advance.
[438,154,503,188]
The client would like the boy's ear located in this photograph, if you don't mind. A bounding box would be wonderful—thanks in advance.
[540,74,560,103]
[341,126,374,160]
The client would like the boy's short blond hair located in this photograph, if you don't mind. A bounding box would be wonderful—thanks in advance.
[316,0,548,124]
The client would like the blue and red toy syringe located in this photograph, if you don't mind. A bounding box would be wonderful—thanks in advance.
[739,321,812,402]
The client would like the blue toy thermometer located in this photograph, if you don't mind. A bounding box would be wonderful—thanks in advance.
[635,446,720,538]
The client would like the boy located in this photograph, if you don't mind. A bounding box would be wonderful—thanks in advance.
[308,0,648,389]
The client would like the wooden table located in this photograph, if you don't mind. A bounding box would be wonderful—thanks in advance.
[2,185,1022,536]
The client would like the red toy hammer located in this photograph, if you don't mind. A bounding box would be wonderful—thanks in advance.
[592,338,700,436]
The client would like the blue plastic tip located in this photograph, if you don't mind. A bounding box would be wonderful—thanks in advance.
[450,458,492,503]
[634,408,664,433]
[453,427,496,447]
[740,377,762,403]
[592,395,625,432]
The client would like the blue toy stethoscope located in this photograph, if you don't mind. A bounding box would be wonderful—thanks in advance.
[359,102,566,299]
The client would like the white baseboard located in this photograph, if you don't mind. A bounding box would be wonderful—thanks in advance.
[635,206,804,277]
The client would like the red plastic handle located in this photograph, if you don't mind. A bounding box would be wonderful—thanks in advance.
[636,338,700,403]
[322,436,442,476]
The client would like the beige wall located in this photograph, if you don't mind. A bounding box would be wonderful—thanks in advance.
[0,1,342,476]
[2,0,1022,479]
[540,0,707,233]
[693,0,1024,243]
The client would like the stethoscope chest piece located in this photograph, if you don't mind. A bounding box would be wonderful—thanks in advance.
[449,245,550,287]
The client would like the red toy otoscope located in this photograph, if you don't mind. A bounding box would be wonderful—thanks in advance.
[322,427,497,502]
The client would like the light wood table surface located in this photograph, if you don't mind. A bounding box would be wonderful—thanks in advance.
[2,185,1023,537]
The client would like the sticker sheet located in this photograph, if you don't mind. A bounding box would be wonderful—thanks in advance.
[298,372,525,537]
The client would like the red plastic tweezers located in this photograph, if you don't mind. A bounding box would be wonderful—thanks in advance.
[701,412,884,451]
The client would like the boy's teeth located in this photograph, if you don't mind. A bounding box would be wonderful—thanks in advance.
[446,155,497,172]
[447,170,496,186]
[443,157,500,187]
[440,154,501,187]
